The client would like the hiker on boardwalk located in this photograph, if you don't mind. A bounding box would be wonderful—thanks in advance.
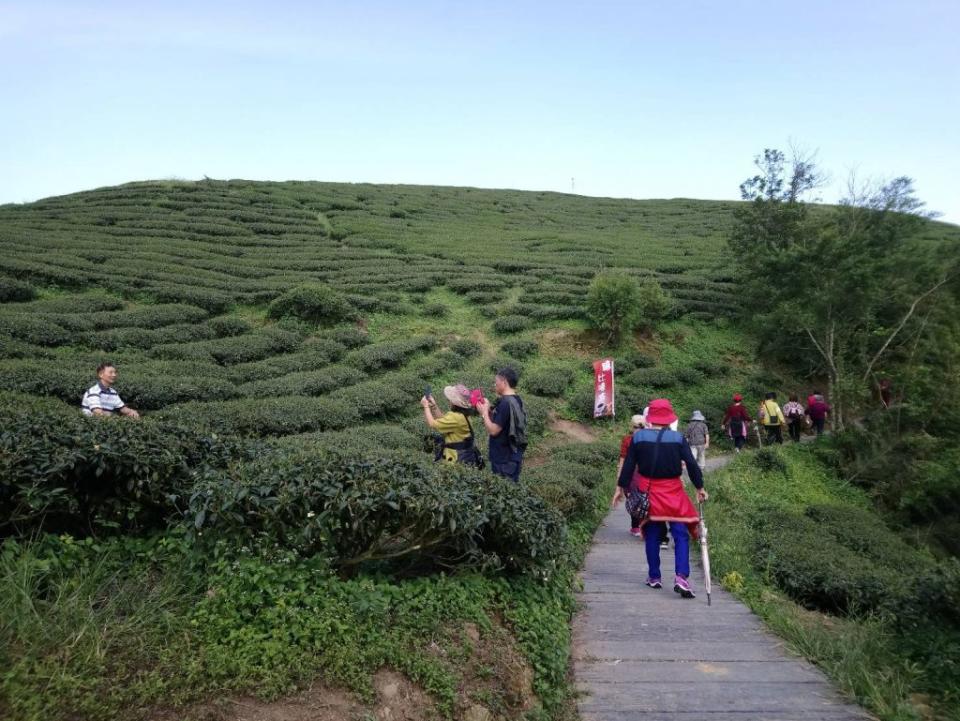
[782,394,806,442]
[421,383,482,466]
[721,394,751,452]
[759,392,785,444]
[476,367,527,482]
[806,393,831,438]
[611,398,707,598]
[81,362,139,419]
[683,410,709,468]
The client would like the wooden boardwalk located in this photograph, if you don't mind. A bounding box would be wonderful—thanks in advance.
[572,457,872,721]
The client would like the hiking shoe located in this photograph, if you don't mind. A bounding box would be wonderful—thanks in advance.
[673,575,696,599]
[660,539,669,549]
[645,578,662,589]
[629,527,642,537]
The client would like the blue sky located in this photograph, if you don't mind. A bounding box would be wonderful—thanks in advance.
[3,1,958,222]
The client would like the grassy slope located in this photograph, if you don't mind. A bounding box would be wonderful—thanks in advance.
[1,181,957,721]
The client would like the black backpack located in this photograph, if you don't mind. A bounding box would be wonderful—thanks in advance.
[502,396,528,453]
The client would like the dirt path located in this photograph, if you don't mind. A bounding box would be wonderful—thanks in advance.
[571,452,873,721]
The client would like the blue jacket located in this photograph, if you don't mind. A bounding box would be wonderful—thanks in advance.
[617,427,704,490]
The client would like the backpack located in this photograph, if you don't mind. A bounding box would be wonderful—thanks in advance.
[502,396,528,453]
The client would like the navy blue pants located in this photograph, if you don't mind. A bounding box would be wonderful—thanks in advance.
[645,521,690,579]
[491,457,522,482]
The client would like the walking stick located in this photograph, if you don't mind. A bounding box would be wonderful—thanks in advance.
[698,501,712,606]
[753,420,763,448]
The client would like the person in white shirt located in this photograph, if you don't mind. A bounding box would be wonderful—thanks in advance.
[81,362,140,419]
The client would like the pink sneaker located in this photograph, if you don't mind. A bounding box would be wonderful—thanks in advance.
[673,575,695,599]
[629,527,642,537]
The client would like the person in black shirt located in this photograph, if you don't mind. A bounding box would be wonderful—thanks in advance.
[476,366,526,482]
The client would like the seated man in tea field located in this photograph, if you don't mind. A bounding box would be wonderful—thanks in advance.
[80,362,140,419]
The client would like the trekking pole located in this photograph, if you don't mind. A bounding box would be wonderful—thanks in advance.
[753,420,763,448]
[698,501,712,606]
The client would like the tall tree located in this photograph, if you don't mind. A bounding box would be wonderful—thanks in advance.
[729,149,958,428]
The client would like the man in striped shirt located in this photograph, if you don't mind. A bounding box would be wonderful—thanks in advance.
[81,362,140,419]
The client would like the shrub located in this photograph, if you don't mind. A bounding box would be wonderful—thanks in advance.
[492,315,532,334]
[159,396,361,436]
[449,339,483,358]
[147,284,233,313]
[585,272,639,341]
[501,339,539,358]
[88,304,209,330]
[421,302,449,318]
[526,476,593,520]
[238,364,361,398]
[228,340,347,384]
[345,336,438,373]
[0,398,244,537]
[524,366,576,397]
[0,314,71,346]
[0,278,37,303]
[268,284,358,326]
[187,446,567,577]
[636,279,674,324]
[487,356,524,378]
[614,350,656,374]
[150,328,300,366]
[625,367,678,389]
[554,441,617,470]
[322,325,369,348]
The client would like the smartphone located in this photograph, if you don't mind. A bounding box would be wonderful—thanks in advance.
[424,384,432,399]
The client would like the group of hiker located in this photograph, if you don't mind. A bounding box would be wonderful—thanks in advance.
[722,391,831,449]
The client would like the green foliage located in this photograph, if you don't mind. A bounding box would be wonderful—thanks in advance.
[0,277,36,302]
[449,338,483,357]
[500,339,539,358]
[0,398,243,537]
[421,301,449,318]
[345,336,438,372]
[188,447,567,577]
[524,366,576,397]
[268,283,358,326]
[322,324,370,348]
[491,314,532,334]
[636,279,674,325]
[585,272,639,340]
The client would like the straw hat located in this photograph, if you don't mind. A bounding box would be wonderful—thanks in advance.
[630,414,645,428]
[646,398,678,426]
[443,384,472,409]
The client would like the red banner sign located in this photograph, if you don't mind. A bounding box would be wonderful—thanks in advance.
[592,358,615,418]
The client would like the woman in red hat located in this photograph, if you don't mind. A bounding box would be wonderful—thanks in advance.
[721,393,751,453]
[612,398,707,598]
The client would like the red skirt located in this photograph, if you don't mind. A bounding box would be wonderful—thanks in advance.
[632,474,699,538]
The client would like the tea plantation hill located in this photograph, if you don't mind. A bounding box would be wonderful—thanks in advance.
[1,181,959,721]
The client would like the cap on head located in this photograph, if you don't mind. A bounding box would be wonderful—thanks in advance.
[733,393,743,402]
[630,414,644,428]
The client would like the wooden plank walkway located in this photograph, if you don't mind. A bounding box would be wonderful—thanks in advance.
[572,456,872,721]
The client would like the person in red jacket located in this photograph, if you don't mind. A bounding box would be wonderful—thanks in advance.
[721,393,751,452]
[806,394,831,437]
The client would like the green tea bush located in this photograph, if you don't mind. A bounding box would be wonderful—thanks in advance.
[0,278,37,303]
[625,367,678,389]
[239,364,361,398]
[228,340,347,384]
[0,314,71,346]
[147,284,234,313]
[275,423,419,454]
[321,325,370,348]
[268,283,358,326]
[614,350,657,374]
[160,396,361,436]
[26,293,125,313]
[492,315,532,334]
[487,356,524,377]
[345,336,438,372]
[524,366,576,397]
[328,379,418,420]
[88,304,208,330]
[150,328,300,365]
[449,339,483,358]
[188,447,567,576]
[500,339,538,358]
[553,442,617,470]
[421,302,449,318]
[524,474,593,520]
[0,398,244,537]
